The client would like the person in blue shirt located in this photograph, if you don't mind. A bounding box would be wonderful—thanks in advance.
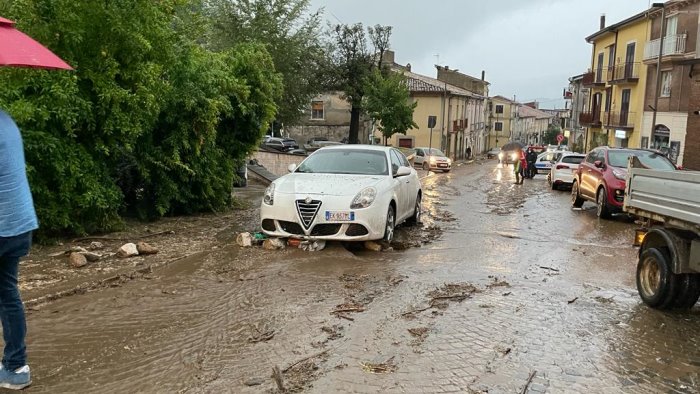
[0,110,37,390]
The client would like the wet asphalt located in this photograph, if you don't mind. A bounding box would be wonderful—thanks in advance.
[20,160,700,393]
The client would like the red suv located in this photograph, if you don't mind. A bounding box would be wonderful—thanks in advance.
[571,147,676,218]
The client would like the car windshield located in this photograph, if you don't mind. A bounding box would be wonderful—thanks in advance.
[426,148,446,156]
[561,155,584,164]
[296,149,389,175]
[607,150,676,170]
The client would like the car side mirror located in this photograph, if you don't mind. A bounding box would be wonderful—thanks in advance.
[395,166,412,177]
[594,160,604,169]
[288,163,297,173]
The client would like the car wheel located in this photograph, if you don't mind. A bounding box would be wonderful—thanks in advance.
[571,181,584,208]
[383,205,395,243]
[636,247,679,309]
[422,162,428,171]
[596,188,611,219]
[551,180,558,190]
[672,274,700,309]
[407,193,421,225]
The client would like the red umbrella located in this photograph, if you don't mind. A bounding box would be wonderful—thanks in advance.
[0,16,72,70]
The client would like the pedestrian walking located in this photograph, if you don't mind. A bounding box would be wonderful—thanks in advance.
[514,147,527,184]
[0,15,73,390]
[466,146,472,160]
[0,110,37,390]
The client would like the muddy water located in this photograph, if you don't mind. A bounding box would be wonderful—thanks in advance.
[22,160,700,393]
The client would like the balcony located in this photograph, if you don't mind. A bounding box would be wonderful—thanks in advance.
[607,63,640,84]
[604,111,635,129]
[582,71,606,88]
[579,111,602,128]
[644,34,687,61]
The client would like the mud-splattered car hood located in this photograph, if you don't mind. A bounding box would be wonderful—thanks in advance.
[274,173,386,197]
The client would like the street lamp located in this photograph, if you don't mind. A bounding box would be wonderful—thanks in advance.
[650,2,666,149]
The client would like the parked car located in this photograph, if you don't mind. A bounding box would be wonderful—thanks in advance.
[534,150,565,174]
[527,145,547,155]
[486,147,501,159]
[548,153,585,190]
[263,137,298,152]
[571,147,677,219]
[260,145,422,242]
[413,147,452,172]
[306,137,329,145]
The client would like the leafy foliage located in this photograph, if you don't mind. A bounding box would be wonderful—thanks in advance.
[542,124,567,146]
[0,0,281,236]
[364,70,417,143]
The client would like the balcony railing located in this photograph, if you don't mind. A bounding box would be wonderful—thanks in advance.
[644,34,687,60]
[579,111,602,127]
[605,111,635,129]
[582,71,606,87]
[608,62,640,83]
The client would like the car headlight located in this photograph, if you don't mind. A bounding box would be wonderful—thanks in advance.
[447,158,452,164]
[350,187,376,209]
[429,157,437,164]
[612,168,627,180]
[263,183,275,205]
[498,152,504,159]
[511,153,518,161]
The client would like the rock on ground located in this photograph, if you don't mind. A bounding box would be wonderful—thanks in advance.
[69,252,88,268]
[117,243,139,258]
[236,232,253,247]
[136,242,159,255]
[263,238,286,250]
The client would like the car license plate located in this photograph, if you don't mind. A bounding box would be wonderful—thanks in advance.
[438,163,447,168]
[325,211,355,221]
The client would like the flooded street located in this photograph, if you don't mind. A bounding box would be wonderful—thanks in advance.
[23,160,700,393]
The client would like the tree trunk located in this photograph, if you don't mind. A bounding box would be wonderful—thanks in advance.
[349,106,361,144]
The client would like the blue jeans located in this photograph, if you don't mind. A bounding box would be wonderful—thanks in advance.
[0,232,31,370]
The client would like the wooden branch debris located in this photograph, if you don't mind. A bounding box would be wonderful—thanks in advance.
[71,230,175,243]
[271,366,285,392]
[360,356,397,374]
[539,266,560,272]
[282,350,330,373]
[521,370,537,394]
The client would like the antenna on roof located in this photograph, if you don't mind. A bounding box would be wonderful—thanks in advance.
[434,53,440,66]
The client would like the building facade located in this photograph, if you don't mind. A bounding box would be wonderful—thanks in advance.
[581,12,650,151]
[487,96,519,149]
[515,105,554,144]
[640,0,700,168]
[566,73,590,152]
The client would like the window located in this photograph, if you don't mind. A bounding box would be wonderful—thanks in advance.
[495,122,503,131]
[586,150,598,164]
[661,71,672,97]
[495,105,504,114]
[666,15,678,37]
[390,150,403,174]
[311,100,324,120]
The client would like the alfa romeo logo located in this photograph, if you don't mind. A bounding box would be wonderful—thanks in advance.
[305,196,312,204]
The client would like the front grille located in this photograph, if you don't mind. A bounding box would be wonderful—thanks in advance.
[296,199,322,229]
[311,224,341,236]
[279,221,304,235]
[345,224,369,236]
[262,219,276,232]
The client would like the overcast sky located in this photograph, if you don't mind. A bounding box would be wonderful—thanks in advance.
[309,0,654,109]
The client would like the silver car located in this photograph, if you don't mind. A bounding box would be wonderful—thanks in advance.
[413,147,452,172]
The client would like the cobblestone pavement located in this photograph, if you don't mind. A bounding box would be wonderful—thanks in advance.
[21,160,700,393]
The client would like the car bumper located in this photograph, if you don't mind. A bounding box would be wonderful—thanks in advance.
[428,163,451,170]
[536,165,551,173]
[551,170,575,185]
[260,193,387,241]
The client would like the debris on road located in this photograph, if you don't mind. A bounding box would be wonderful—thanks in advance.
[360,356,397,374]
[487,276,512,289]
[331,302,365,315]
[408,327,429,338]
[263,238,286,250]
[244,377,265,386]
[69,252,88,268]
[539,266,560,272]
[300,240,325,251]
[136,242,159,255]
[321,325,344,341]
[89,241,104,250]
[363,241,383,252]
[248,329,275,343]
[236,232,253,247]
[117,243,139,258]
[403,282,480,317]
[568,297,579,304]
[521,370,537,393]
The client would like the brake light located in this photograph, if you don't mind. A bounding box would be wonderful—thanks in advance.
[555,164,570,170]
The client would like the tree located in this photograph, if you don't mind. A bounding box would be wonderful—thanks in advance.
[542,124,567,146]
[364,70,417,144]
[330,23,392,144]
[207,0,329,127]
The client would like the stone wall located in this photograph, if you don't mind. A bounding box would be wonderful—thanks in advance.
[251,149,307,177]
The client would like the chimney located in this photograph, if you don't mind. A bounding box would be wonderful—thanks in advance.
[381,50,395,67]
[406,63,411,71]
[481,70,485,81]
[600,14,606,30]
[445,65,449,70]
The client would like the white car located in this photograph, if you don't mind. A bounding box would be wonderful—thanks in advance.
[548,153,586,190]
[260,145,422,242]
[413,147,452,172]
[534,150,566,174]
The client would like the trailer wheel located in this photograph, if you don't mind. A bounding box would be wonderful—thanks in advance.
[672,274,700,309]
[636,247,679,309]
